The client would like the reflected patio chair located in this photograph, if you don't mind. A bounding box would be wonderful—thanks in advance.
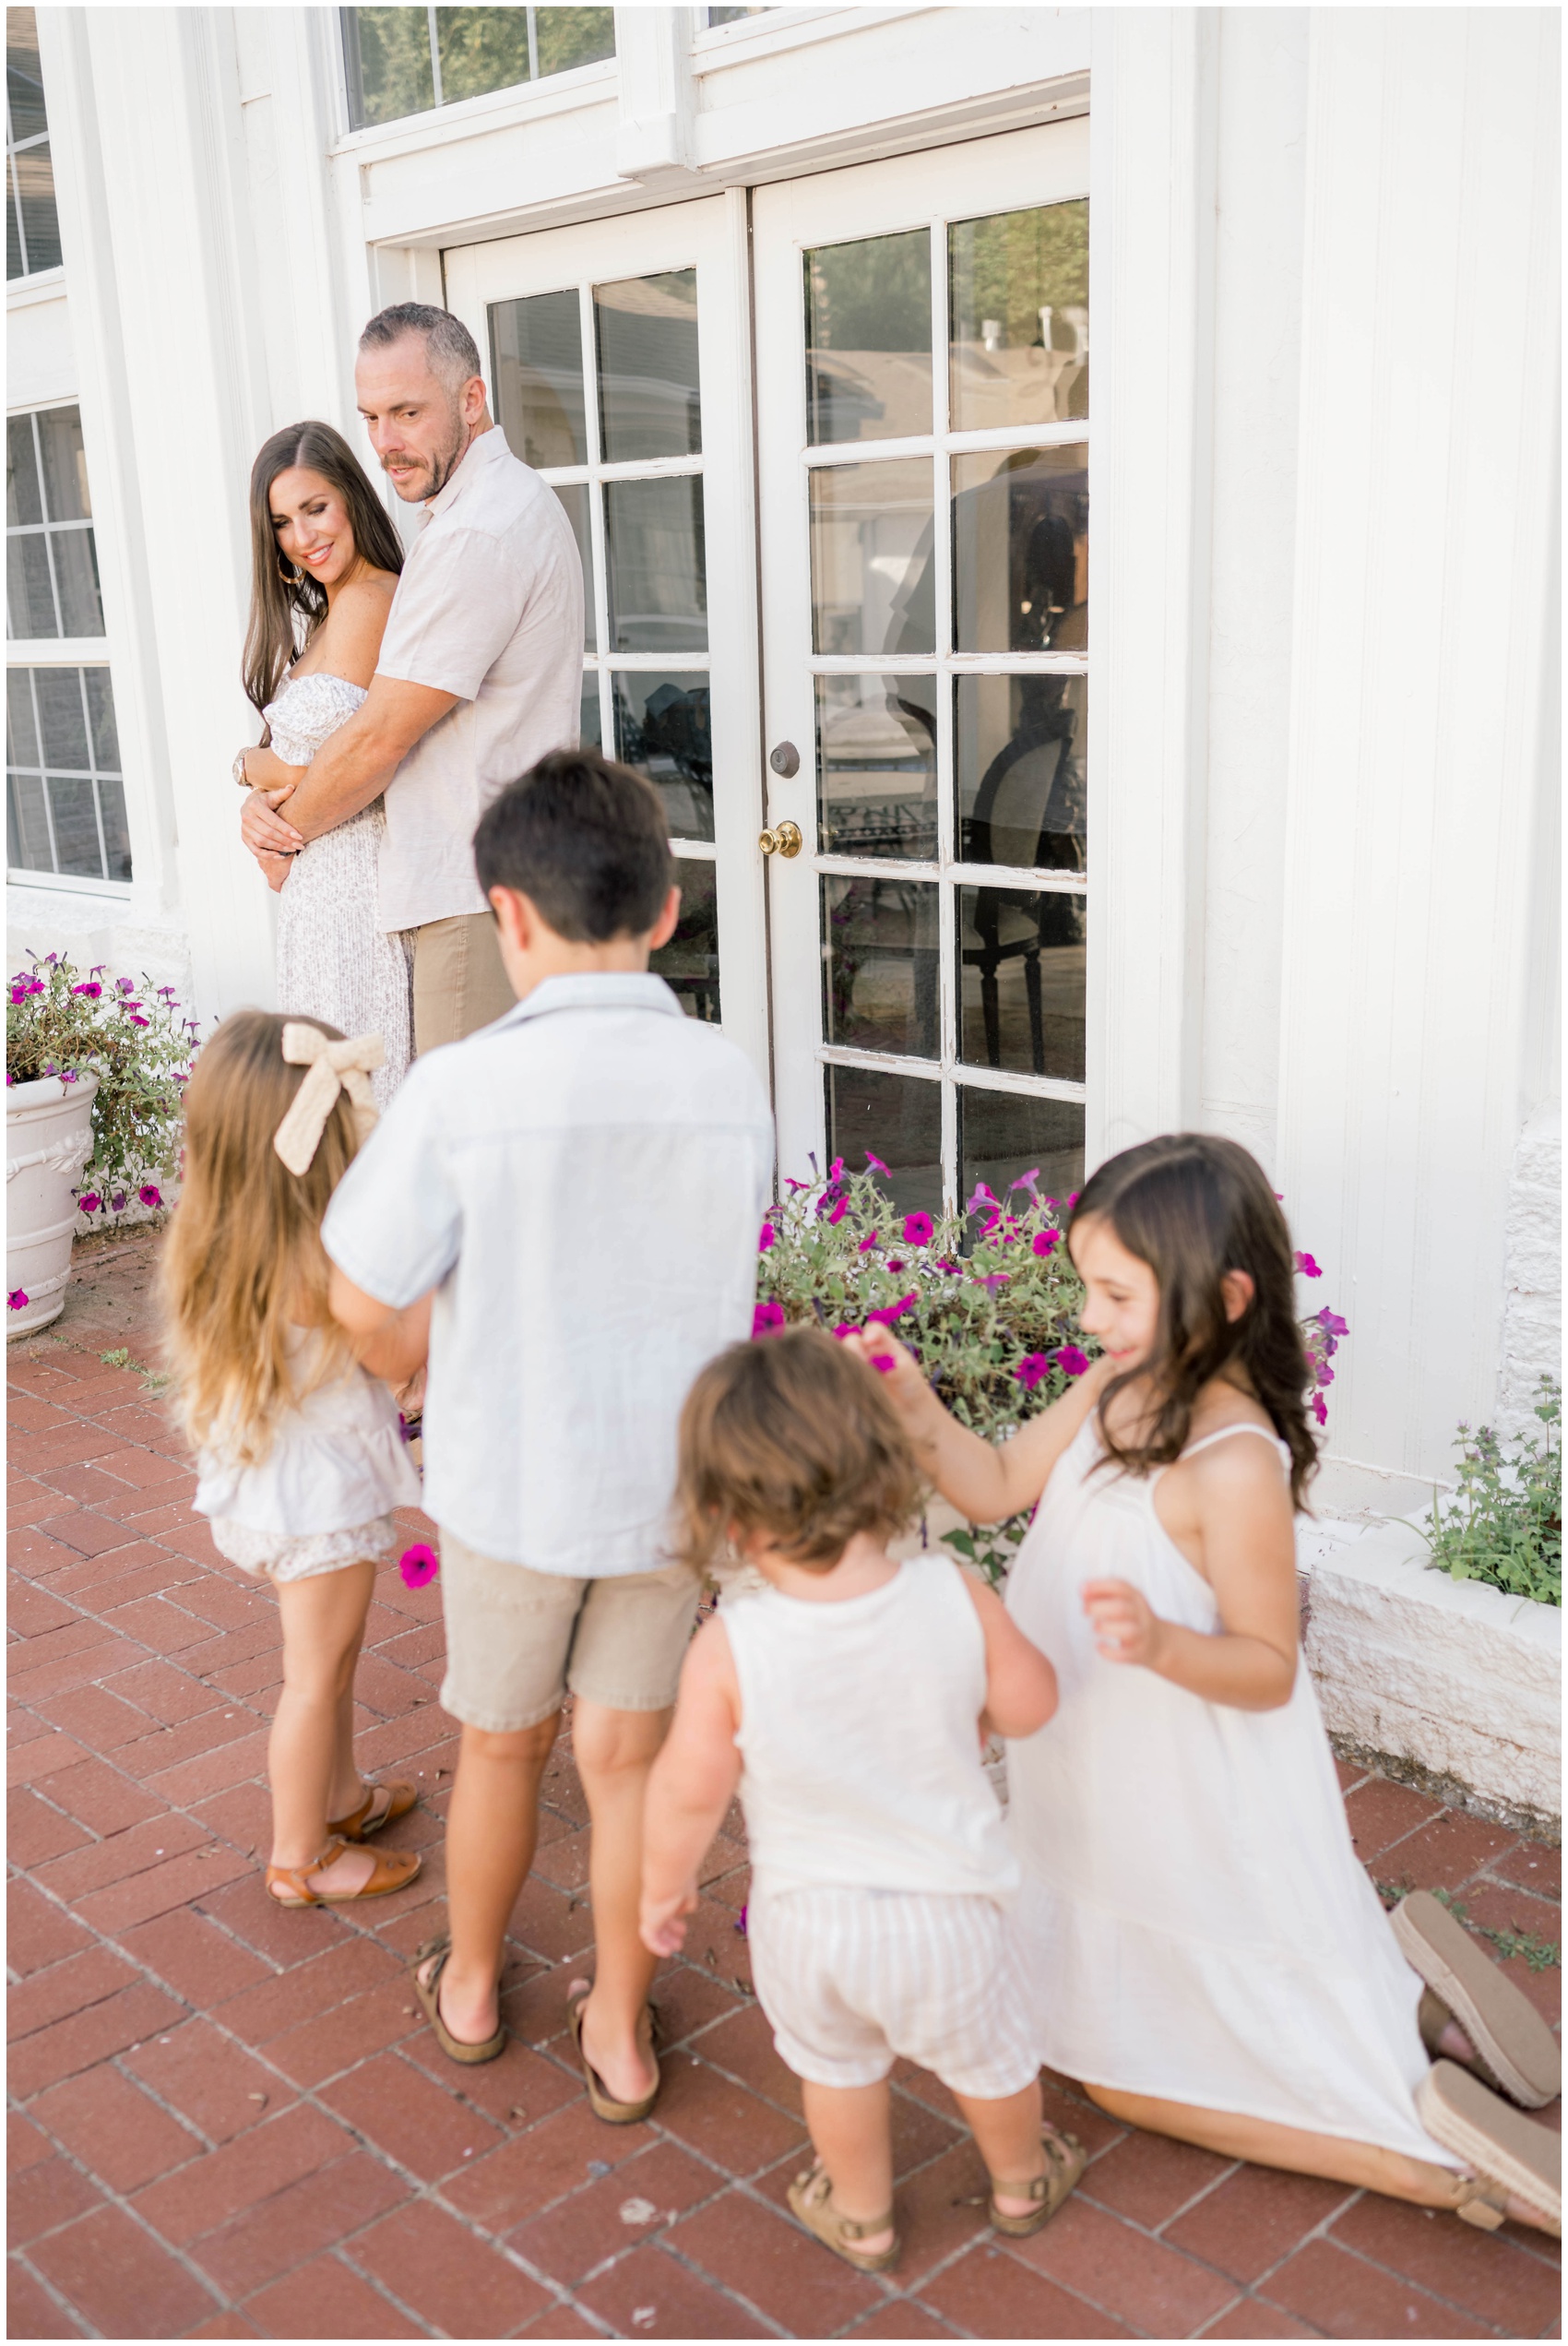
[961,711,1085,1074]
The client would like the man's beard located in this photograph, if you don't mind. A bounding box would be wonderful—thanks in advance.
[386,404,469,499]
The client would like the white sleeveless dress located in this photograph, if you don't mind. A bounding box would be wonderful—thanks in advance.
[1004,1414,1458,2166]
[267,671,413,1111]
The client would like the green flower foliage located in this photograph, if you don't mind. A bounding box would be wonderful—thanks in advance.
[6,953,195,1200]
[1423,1379,1562,1609]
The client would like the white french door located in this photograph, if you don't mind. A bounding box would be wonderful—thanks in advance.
[754,124,1091,1216]
[445,195,768,1077]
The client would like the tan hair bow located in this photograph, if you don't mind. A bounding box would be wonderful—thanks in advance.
[272,1023,384,1175]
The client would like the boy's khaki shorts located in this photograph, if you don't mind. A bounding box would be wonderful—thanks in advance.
[437,1527,701,1733]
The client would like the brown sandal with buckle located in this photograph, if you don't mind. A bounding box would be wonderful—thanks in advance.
[411,1935,506,2066]
[328,1780,418,1842]
[565,1983,662,2123]
[1398,1890,1562,2110]
[1418,2063,1562,2237]
[265,1836,422,1908]
[787,2160,899,2273]
[988,2124,1087,2236]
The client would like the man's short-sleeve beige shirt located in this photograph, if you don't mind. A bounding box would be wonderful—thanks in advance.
[374,426,583,933]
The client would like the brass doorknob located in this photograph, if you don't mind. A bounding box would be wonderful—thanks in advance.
[759,820,803,859]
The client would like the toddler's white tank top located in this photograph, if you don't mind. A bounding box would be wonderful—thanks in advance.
[721,1552,1018,1901]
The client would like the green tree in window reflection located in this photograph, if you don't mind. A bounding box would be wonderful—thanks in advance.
[950,202,1088,356]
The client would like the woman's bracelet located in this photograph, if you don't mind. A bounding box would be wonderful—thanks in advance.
[232,748,251,789]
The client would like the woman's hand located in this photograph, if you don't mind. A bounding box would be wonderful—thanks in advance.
[640,1877,699,1958]
[260,851,293,895]
[241,783,304,862]
[1082,1577,1168,1670]
[837,1327,928,1421]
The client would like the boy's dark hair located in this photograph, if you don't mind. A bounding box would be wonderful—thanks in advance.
[473,747,674,943]
[674,1327,922,1575]
[1069,1133,1318,1507]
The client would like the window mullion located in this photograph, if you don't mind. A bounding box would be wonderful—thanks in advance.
[427,5,443,107]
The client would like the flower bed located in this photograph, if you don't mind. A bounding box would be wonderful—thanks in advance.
[6,952,195,1221]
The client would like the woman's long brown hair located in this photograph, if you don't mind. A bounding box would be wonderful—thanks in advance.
[1070,1134,1319,1507]
[241,421,405,732]
[159,1010,362,1466]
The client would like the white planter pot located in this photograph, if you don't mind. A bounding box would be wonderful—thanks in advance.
[6,1072,100,1338]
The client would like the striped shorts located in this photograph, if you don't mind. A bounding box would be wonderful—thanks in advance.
[747,1885,1042,2098]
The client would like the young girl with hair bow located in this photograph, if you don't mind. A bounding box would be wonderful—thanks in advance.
[160,1012,429,1909]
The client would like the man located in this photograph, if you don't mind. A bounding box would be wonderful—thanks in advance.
[241,303,583,1050]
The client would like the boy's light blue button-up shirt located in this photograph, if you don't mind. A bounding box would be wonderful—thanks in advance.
[322,973,774,1574]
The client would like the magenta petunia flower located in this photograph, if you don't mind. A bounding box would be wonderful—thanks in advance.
[966,1181,998,1213]
[1032,1230,1061,1257]
[1010,1168,1040,1195]
[757,1222,777,1253]
[826,1197,848,1224]
[1311,1392,1328,1427]
[398,1543,440,1590]
[902,1211,934,1245]
[129,1015,149,1028]
[753,1300,786,1338]
[1052,1345,1091,1377]
[1317,1307,1348,1339]
[138,1185,162,1209]
[865,1292,916,1326]
[115,977,134,995]
[828,1157,844,1182]
[975,1271,1010,1294]
[831,1322,858,1340]
[1015,1353,1051,1391]
[60,1069,77,1083]
[111,1192,126,1213]
[1293,1251,1323,1279]
[785,1176,809,1193]
[734,1903,749,1938]
[868,1352,897,1375]
[7,1290,28,1311]
[858,1231,879,1253]
[864,1151,889,1174]
[72,981,101,998]
[77,1192,101,1215]
[886,1258,905,1274]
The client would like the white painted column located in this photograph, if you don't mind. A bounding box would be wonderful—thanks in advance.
[1087,6,1218,1166]
[1275,8,1562,1507]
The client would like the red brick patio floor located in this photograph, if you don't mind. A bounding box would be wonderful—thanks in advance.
[7,1229,1562,2340]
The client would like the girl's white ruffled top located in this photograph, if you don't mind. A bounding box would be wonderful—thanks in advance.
[192,1331,420,1538]
[1004,1412,1456,2168]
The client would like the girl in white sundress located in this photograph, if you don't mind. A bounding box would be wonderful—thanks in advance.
[233,421,413,1110]
[160,1009,429,1912]
[847,1134,1560,2238]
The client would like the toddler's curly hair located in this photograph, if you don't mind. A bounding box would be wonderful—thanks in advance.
[675,1326,921,1575]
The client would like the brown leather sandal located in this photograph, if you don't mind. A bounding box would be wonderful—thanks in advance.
[565,1983,662,2123]
[411,1935,506,2066]
[328,1780,418,1842]
[987,2124,1087,2236]
[786,2160,899,2273]
[1418,2062,1562,2237]
[265,1836,422,1908]
[1398,1890,1562,2109]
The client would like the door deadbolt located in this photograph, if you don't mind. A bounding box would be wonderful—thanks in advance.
[759,820,803,859]
[769,741,801,779]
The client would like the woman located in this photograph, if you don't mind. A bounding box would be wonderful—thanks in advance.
[234,423,410,1107]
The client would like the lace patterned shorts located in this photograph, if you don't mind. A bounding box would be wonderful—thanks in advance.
[208,1512,400,1584]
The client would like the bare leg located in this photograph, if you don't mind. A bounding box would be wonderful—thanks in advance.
[419,1712,560,2045]
[1081,2081,1547,2221]
[327,1617,368,1822]
[571,1701,671,2106]
[954,2078,1051,2218]
[801,2078,896,2255]
[269,1564,377,1899]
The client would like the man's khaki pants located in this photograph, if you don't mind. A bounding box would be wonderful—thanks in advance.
[411,911,515,1054]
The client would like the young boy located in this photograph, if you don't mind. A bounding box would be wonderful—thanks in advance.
[323,748,773,2114]
[641,1328,1083,2271]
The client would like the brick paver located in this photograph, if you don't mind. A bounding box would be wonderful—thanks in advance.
[7,1228,1562,2338]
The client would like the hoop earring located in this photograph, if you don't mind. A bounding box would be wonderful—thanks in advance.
[279,556,306,589]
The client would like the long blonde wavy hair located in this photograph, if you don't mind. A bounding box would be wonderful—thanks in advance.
[160,1009,361,1466]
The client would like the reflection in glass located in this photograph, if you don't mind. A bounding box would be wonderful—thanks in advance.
[436,6,531,102]
[7,533,54,637]
[955,673,1085,871]
[6,416,42,525]
[35,666,87,767]
[613,673,711,841]
[595,270,700,463]
[959,1085,1083,1213]
[534,7,615,75]
[5,664,130,882]
[51,531,102,637]
[550,483,596,650]
[340,8,434,127]
[36,407,89,519]
[98,774,132,882]
[50,773,99,877]
[7,768,48,869]
[652,855,720,1023]
[805,231,932,447]
[948,201,1088,432]
[822,873,938,1059]
[6,667,39,767]
[85,669,118,768]
[13,142,62,275]
[6,11,49,141]
[953,444,1087,655]
[826,1062,943,1222]
[809,460,933,656]
[814,674,936,860]
[605,476,706,653]
[959,885,1085,1080]
[490,291,587,468]
[578,675,601,748]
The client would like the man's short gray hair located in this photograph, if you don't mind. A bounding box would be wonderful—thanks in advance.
[359,303,483,392]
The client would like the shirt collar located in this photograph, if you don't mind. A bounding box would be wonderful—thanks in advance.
[425,423,509,521]
[495,972,686,1029]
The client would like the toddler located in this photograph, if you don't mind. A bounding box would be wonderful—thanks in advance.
[640,1327,1083,2272]
[160,1011,428,1908]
